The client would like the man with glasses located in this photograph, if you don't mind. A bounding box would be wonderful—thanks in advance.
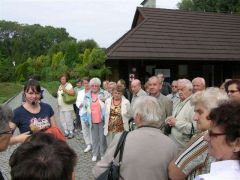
[225,79,240,101]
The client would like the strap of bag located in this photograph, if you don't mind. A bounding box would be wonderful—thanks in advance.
[113,131,128,162]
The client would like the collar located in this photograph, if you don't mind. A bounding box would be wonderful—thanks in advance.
[211,160,240,173]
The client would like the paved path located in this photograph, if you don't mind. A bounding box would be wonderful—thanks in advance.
[0,89,95,180]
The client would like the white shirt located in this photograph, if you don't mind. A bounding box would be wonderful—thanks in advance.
[195,160,240,180]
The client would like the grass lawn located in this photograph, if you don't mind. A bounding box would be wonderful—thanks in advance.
[0,82,23,104]
[40,81,59,97]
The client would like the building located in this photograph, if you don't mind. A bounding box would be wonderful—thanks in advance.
[106,7,240,87]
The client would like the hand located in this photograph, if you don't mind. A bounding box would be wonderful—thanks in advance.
[10,131,31,144]
[101,96,106,102]
[84,122,89,128]
[165,116,176,127]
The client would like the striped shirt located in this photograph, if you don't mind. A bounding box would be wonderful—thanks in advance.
[175,133,215,180]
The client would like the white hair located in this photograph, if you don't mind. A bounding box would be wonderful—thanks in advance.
[89,77,101,86]
[132,96,162,126]
[178,78,193,91]
[191,87,229,111]
[192,77,206,87]
[0,105,12,132]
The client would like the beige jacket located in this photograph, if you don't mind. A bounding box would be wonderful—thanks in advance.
[156,93,173,124]
[169,95,195,150]
[104,96,131,136]
[93,127,178,180]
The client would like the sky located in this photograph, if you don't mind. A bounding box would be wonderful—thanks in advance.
[0,0,181,48]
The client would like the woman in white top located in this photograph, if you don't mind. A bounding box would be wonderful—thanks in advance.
[57,73,75,139]
[104,85,131,146]
[195,101,240,180]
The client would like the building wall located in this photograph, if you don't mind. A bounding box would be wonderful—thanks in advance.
[107,59,240,87]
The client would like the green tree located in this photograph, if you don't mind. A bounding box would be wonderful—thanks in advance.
[74,48,111,78]
[177,0,240,13]
[0,20,75,65]
[77,39,99,53]
[177,0,194,11]
[0,57,15,82]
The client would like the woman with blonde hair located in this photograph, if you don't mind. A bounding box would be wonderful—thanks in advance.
[104,84,131,145]
[168,87,228,180]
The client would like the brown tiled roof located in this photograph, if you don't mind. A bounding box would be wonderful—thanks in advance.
[107,7,240,61]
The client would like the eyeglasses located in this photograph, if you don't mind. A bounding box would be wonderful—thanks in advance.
[171,86,177,88]
[208,130,226,138]
[227,90,239,94]
[91,85,99,87]
[0,129,13,136]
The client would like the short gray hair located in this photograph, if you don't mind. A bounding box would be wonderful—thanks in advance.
[191,87,229,111]
[0,105,12,132]
[132,96,162,127]
[89,77,101,86]
[192,77,206,87]
[178,78,193,91]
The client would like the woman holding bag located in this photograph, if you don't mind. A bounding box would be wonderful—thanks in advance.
[57,73,75,139]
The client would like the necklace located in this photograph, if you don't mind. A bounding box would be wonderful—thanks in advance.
[112,98,121,106]
[91,93,98,103]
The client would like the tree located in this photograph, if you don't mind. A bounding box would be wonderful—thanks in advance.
[77,39,99,53]
[0,57,15,82]
[0,20,75,65]
[74,48,111,78]
[177,0,194,11]
[177,0,240,13]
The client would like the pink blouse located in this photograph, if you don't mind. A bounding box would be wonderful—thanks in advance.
[91,93,102,124]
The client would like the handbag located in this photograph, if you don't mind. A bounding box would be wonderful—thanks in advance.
[96,131,129,180]
[62,92,77,104]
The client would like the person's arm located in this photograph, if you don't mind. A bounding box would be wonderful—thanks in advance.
[168,160,186,180]
[9,132,30,145]
[63,83,75,96]
[50,116,57,128]
[92,133,121,178]
[9,121,17,130]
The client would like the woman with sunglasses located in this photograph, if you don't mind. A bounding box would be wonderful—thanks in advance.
[168,87,228,180]
[195,101,240,180]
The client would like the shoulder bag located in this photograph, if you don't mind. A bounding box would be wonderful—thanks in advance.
[62,92,76,104]
[96,131,129,180]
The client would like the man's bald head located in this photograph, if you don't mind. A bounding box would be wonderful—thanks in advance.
[131,79,142,95]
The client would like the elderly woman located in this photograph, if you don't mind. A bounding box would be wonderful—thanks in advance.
[93,96,177,180]
[104,85,131,146]
[107,81,117,97]
[81,77,107,162]
[168,87,228,180]
[57,73,75,139]
[195,101,240,180]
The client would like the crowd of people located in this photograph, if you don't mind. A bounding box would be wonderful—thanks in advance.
[0,73,239,180]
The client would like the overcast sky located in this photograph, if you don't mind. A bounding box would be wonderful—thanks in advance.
[0,0,180,48]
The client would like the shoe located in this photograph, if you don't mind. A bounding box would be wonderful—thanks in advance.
[68,131,74,139]
[84,145,91,153]
[92,156,97,162]
[64,130,69,137]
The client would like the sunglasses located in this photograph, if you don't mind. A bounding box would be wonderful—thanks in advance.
[227,90,239,94]
[0,129,13,136]
[208,130,226,138]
